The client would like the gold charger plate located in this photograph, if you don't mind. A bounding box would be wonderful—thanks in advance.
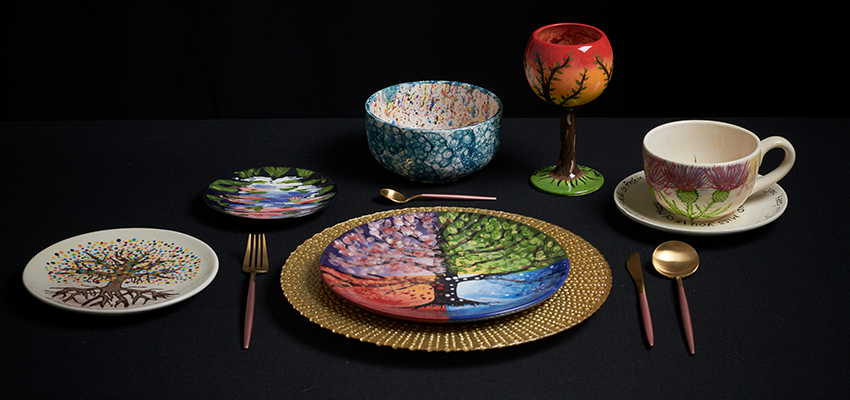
[280,207,612,352]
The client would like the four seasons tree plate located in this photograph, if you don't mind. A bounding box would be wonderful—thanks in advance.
[204,166,336,219]
[319,210,570,323]
[22,228,219,315]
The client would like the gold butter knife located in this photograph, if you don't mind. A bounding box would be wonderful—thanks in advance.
[627,252,654,347]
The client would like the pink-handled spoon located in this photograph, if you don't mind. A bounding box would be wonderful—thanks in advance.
[652,240,699,355]
[381,188,496,203]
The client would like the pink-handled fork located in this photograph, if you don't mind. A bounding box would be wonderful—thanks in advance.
[242,233,268,349]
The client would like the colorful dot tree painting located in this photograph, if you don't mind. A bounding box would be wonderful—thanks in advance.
[44,237,202,309]
[320,211,569,323]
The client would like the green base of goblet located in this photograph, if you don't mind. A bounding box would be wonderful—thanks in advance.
[530,165,604,196]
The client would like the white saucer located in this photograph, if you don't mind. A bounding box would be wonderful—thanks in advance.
[614,171,788,236]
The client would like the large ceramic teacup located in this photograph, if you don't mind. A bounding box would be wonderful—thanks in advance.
[643,120,795,222]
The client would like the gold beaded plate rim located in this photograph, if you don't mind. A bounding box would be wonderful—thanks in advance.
[280,206,612,352]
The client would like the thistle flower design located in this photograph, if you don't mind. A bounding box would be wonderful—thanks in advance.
[643,149,669,192]
[706,162,750,191]
[646,155,750,221]
[665,163,708,192]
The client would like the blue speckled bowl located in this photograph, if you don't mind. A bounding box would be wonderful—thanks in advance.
[365,81,502,183]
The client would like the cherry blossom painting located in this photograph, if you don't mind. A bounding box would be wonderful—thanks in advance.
[320,211,569,323]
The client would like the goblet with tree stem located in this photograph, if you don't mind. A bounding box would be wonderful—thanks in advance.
[523,23,613,196]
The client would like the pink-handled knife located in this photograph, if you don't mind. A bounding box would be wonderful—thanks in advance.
[626,252,654,347]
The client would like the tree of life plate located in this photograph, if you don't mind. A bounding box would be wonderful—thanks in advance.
[319,211,569,323]
[22,228,219,315]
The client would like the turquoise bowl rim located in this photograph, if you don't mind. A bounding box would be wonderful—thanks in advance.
[364,80,503,133]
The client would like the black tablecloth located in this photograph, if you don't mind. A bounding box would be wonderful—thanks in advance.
[3,117,847,399]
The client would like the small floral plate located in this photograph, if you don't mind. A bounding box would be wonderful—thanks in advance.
[204,166,336,219]
[614,171,788,236]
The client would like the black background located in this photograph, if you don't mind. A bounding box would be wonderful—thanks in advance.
[4,1,846,121]
[3,2,849,399]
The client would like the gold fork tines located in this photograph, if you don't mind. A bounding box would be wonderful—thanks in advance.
[242,233,269,277]
[242,233,268,349]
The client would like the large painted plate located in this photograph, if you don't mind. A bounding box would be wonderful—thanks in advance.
[319,210,569,323]
[204,166,336,219]
[22,228,219,315]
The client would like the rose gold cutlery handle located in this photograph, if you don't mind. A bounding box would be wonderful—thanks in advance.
[677,278,694,355]
[638,292,654,347]
[420,194,497,200]
[243,276,256,349]
[626,252,653,348]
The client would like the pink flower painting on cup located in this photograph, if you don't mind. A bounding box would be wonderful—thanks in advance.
[645,152,755,221]
[706,163,751,192]
[642,119,795,222]
[665,164,708,192]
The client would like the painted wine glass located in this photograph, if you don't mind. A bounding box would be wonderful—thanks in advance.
[523,23,613,196]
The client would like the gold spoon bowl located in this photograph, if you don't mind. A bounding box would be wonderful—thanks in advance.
[652,240,699,355]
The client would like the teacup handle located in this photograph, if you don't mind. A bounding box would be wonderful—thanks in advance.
[752,136,796,194]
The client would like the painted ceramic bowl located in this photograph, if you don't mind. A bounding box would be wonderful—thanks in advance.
[365,81,502,183]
